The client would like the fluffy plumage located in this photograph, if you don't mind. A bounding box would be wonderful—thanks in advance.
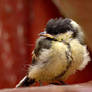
[16,18,91,87]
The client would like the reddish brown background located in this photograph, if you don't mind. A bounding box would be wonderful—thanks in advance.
[0,0,92,89]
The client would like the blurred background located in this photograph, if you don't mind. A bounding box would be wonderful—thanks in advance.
[0,0,92,89]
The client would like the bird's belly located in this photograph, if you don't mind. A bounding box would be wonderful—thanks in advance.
[29,56,67,82]
[28,42,68,82]
[39,58,67,82]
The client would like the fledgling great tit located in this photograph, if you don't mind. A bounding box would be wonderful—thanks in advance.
[16,18,91,87]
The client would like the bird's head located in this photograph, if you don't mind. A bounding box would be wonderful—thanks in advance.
[40,18,84,43]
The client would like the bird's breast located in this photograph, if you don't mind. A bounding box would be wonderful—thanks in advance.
[28,41,68,82]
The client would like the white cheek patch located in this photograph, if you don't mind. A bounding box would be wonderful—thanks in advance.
[70,20,80,30]
[70,20,83,34]
[70,20,83,36]
[70,19,85,44]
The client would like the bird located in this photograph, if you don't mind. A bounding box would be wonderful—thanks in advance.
[16,18,91,87]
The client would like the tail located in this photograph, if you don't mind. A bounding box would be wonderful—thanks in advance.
[16,76,35,88]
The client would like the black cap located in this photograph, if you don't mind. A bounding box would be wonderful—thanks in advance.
[46,18,77,36]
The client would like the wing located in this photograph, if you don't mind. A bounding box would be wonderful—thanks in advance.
[31,37,52,64]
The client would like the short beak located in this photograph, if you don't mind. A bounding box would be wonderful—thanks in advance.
[39,32,54,39]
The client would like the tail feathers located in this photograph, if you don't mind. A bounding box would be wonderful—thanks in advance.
[16,76,35,88]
